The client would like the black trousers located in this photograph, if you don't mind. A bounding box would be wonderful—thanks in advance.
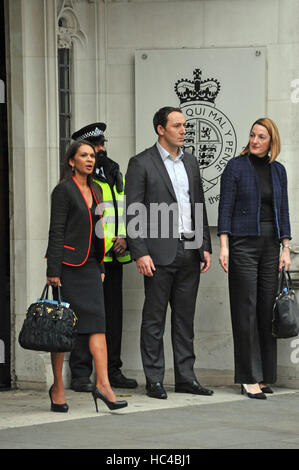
[69,262,124,379]
[69,333,92,379]
[228,222,280,384]
[141,241,201,385]
[104,262,123,376]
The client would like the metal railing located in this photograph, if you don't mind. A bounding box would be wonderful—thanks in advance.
[290,246,299,289]
[289,270,299,290]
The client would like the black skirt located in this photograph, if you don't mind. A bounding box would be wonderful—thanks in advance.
[59,256,106,334]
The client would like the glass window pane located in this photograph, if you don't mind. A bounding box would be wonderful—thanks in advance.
[59,91,69,114]
[59,65,69,91]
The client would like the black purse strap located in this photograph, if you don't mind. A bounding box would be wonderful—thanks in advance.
[40,284,49,300]
[285,270,294,291]
[277,267,293,296]
[40,284,63,305]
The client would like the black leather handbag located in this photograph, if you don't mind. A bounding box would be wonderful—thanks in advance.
[18,284,78,352]
[272,267,299,338]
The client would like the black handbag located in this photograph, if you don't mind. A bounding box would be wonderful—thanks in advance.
[272,267,299,338]
[18,284,78,352]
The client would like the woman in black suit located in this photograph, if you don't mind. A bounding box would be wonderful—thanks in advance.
[46,140,127,413]
[218,118,291,400]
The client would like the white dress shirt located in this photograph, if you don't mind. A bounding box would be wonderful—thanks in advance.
[156,141,193,235]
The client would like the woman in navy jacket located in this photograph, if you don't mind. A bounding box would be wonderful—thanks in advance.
[46,140,127,413]
[218,118,291,399]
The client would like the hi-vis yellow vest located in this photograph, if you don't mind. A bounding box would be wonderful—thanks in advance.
[93,177,131,263]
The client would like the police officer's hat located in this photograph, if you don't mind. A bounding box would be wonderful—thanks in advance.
[71,122,107,144]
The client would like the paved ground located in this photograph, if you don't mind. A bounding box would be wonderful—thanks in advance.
[1,384,299,452]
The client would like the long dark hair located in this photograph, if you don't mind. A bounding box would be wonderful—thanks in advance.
[60,140,103,203]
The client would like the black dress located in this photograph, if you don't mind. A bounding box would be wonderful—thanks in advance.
[58,198,106,334]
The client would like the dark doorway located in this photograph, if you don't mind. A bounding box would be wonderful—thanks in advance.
[0,0,11,390]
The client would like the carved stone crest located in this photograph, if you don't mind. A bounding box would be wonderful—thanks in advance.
[175,68,237,206]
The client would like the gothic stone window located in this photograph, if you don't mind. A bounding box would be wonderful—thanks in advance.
[58,21,72,172]
[58,48,71,171]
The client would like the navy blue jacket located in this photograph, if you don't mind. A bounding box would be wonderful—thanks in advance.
[217,154,291,240]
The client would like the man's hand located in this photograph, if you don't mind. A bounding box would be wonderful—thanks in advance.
[112,237,127,256]
[136,255,156,277]
[200,251,211,273]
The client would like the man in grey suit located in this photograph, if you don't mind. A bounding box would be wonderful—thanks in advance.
[125,107,213,399]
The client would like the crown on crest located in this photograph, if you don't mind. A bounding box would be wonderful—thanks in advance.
[175,69,220,105]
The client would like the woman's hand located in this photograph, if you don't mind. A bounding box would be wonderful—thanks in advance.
[219,234,229,273]
[47,277,61,287]
[279,248,291,271]
[101,273,105,283]
[219,246,229,273]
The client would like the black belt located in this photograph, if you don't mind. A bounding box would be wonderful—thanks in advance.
[179,233,195,241]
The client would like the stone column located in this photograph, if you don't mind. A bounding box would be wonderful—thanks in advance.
[7,0,60,389]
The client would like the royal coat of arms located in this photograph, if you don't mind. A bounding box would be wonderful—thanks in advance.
[175,69,237,207]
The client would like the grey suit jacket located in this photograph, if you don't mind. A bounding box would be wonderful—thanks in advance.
[125,144,212,265]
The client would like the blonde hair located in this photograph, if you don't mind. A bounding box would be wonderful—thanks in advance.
[240,118,281,163]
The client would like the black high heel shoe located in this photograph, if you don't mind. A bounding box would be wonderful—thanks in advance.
[241,384,266,400]
[92,386,128,412]
[259,384,274,394]
[49,385,69,412]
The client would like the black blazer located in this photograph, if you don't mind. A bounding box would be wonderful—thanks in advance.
[125,145,212,265]
[46,177,105,277]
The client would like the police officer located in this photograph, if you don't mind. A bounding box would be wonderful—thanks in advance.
[70,123,138,391]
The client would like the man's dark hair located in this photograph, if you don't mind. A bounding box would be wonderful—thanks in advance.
[153,106,183,135]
